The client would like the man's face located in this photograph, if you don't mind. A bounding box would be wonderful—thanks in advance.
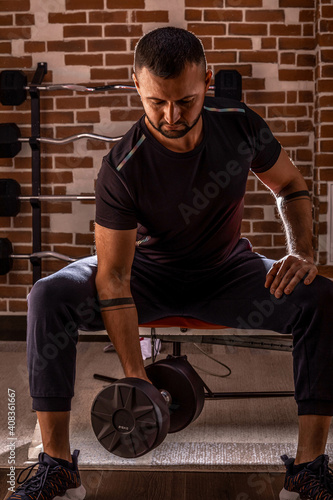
[133,64,212,140]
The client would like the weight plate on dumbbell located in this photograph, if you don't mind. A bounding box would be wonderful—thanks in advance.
[91,377,170,458]
[145,355,205,433]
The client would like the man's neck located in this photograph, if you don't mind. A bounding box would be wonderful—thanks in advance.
[144,116,204,153]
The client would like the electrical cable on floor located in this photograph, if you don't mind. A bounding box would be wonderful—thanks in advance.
[191,343,232,378]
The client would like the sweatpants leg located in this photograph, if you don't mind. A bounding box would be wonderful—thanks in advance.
[27,254,188,412]
[180,240,333,416]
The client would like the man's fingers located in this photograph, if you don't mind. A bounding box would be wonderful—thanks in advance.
[304,267,318,285]
[265,262,280,287]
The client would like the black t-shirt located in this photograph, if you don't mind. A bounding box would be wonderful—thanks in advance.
[95,96,281,270]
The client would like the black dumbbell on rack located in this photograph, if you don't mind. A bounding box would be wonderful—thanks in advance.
[91,355,205,458]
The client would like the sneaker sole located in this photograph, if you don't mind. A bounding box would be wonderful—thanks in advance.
[54,484,86,500]
[279,488,300,499]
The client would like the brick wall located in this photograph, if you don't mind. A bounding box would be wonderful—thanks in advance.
[0,0,331,314]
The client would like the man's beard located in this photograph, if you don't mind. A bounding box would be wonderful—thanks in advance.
[145,111,202,139]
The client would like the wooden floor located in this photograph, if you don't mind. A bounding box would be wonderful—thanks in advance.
[0,468,286,499]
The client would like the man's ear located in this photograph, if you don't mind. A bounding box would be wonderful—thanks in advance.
[205,69,213,93]
[132,73,140,94]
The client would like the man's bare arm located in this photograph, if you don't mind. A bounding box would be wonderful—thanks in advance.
[255,147,318,298]
[94,222,150,382]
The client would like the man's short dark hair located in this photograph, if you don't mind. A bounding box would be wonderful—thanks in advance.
[134,27,207,79]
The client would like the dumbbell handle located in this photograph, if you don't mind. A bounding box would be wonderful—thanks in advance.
[10,251,78,263]
[159,389,172,407]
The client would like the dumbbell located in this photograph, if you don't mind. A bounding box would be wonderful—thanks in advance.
[91,355,205,458]
[0,123,122,158]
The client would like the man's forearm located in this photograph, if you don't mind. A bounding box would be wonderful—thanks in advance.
[96,278,148,380]
[277,193,314,261]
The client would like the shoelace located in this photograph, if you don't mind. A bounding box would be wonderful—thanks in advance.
[303,458,333,497]
[15,461,62,499]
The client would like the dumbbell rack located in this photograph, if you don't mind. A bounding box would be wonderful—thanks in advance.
[26,62,48,284]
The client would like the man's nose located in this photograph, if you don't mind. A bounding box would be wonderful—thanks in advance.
[164,103,180,124]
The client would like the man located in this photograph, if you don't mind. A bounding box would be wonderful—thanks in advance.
[10,27,333,500]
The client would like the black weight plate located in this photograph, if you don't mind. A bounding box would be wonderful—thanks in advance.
[91,378,170,458]
[145,356,205,433]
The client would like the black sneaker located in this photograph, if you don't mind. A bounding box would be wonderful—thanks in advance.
[7,449,86,499]
[280,453,333,499]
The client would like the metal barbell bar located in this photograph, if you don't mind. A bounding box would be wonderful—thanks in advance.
[0,68,217,106]
[0,179,95,217]
[0,237,83,275]
[0,123,122,158]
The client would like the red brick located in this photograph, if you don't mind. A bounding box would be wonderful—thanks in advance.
[297,54,316,66]
[185,9,202,20]
[322,50,333,62]
[276,135,310,147]
[242,78,265,90]
[243,207,264,219]
[49,12,86,23]
[88,39,127,52]
[279,0,314,5]
[229,23,267,36]
[297,120,313,132]
[252,221,282,233]
[279,69,313,81]
[0,42,11,53]
[133,11,169,22]
[40,111,74,125]
[214,37,252,50]
[287,91,297,103]
[246,91,285,104]
[41,171,73,185]
[87,95,128,107]
[105,53,134,65]
[42,233,73,244]
[270,24,301,36]
[188,23,226,35]
[320,140,333,152]
[248,234,272,246]
[65,54,103,66]
[0,56,32,68]
[261,38,276,49]
[322,65,333,78]
[299,9,315,22]
[55,157,94,169]
[319,95,333,107]
[0,0,30,11]
[268,105,308,117]
[303,24,314,37]
[9,301,28,312]
[206,51,237,63]
[66,0,103,9]
[279,38,316,50]
[0,286,28,298]
[322,6,333,18]
[75,233,94,245]
[0,27,31,39]
[281,53,295,65]
[185,0,223,6]
[0,15,13,25]
[25,41,45,52]
[204,9,243,21]
[56,97,86,109]
[107,0,144,7]
[239,51,278,63]
[318,34,333,46]
[15,13,34,25]
[296,149,313,162]
[111,109,144,122]
[89,11,127,23]
[246,10,284,22]
[47,40,86,52]
[319,167,333,179]
[64,25,102,38]
[225,0,262,5]
[76,111,100,123]
[318,80,333,93]
[90,68,129,81]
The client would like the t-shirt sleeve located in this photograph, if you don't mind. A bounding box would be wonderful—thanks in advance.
[95,156,137,230]
[244,104,282,174]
